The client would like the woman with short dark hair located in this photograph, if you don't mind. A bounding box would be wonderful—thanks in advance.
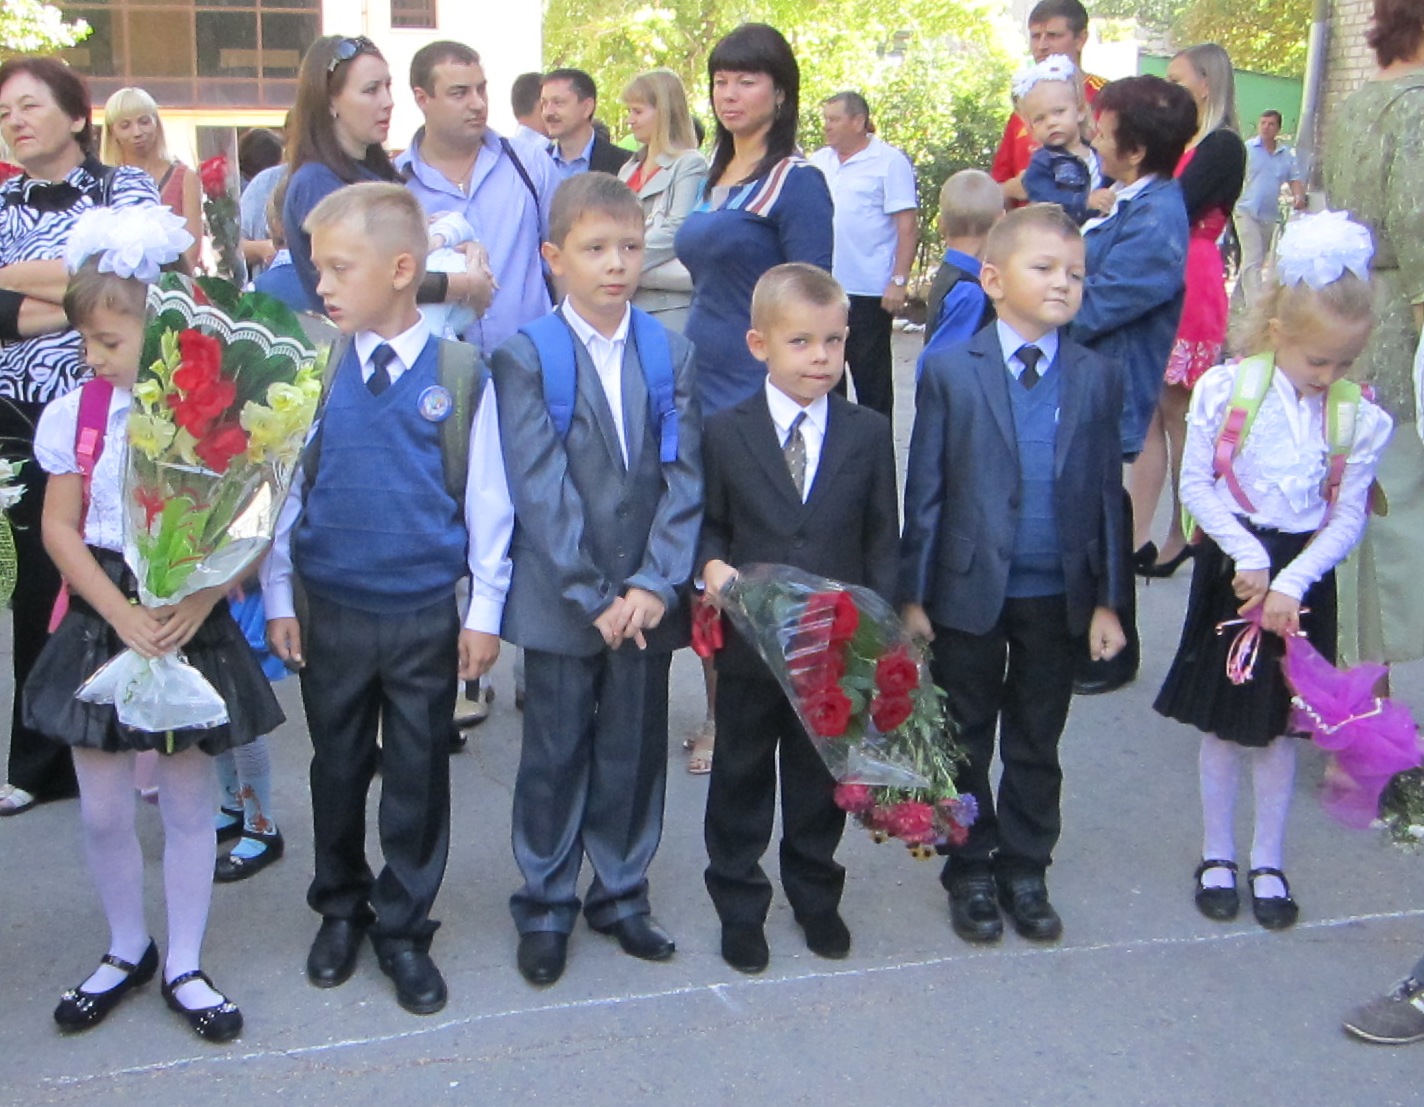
[0,57,159,816]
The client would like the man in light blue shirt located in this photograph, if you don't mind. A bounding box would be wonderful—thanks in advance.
[397,40,556,355]
[1234,110,1307,309]
[541,68,630,179]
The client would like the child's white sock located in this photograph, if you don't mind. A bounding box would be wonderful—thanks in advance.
[1249,735,1296,899]
[1198,733,1242,888]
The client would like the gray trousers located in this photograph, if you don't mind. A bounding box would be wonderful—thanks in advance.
[510,646,672,934]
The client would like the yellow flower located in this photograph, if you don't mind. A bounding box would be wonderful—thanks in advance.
[128,413,177,459]
[266,382,316,422]
[132,379,165,410]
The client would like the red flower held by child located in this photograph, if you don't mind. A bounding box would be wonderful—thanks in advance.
[168,330,235,437]
[870,692,914,734]
[885,800,936,844]
[199,155,229,200]
[789,649,845,696]
[193,422,249,474]
[802,684,854,738]
[804,590,860,646]
[874,647,919,697]
[833,782,876,815]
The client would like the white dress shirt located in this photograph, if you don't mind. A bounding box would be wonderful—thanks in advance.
[765,380,828,502]
[809,136,918,296]
[1180,362,1393,600]
[561,299,632,466]
[262,318,515,634]
[33,385,132,552]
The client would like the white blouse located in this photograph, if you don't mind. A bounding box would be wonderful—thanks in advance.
[1180,362,1392,600]
[33,385,131,553]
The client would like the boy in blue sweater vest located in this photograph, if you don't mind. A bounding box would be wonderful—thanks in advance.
[484,173,702,987]
[900,204,1127,946]
[263,183,513,1015]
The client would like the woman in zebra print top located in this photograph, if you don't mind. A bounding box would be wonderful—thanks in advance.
[0,57,158,816]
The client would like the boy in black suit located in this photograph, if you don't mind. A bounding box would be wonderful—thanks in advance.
[900,204,1127,946]
[700,263,899,974]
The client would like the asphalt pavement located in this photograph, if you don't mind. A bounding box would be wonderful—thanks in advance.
[4,332,1423,1106]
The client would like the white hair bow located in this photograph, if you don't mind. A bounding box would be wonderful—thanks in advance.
[65,204,194,283]
[1275,210,1374,290]
[1012,54,1078,101]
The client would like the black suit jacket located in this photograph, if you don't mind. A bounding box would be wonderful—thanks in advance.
[590,135,632,176]
[699,390,900,678]
[899,324,1127,636]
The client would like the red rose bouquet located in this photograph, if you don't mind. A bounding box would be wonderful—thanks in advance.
[198,155,243,283]
[714,564,975,857]
[76,275,337,734]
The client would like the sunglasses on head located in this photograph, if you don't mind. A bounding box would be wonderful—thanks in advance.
[327,36,377,75]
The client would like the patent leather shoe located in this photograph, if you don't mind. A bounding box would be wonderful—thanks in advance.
[162,970,243,1042]
[517,931,568,986]
[947,872,1003,943]
[375,942,447,1015]
[997,874,1063,941]
[306,918,366,988]
[590,914,676,961]
[214,830,283,883]
[53,939,158,1031]
[1193,858,1240,921]
[1248,867,1300,930]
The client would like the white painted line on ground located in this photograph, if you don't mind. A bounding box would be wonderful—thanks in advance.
[44,904,1424,1087]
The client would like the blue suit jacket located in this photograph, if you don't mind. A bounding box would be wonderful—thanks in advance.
[1070,175,1188,458]
[899,325,1127,637]
[491,310,703,656]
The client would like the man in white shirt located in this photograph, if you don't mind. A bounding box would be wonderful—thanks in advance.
[1233,110,1307,310]
[809,92,918,419]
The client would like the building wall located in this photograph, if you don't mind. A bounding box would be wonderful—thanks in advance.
[1319,0,1376,155]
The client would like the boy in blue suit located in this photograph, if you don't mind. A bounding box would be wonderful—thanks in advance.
[900,204,1127,945]
[486,173,702,987]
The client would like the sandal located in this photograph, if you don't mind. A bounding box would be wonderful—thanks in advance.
[1193,858,1239,921]
[162,970,243,1042]
[1248,867,1299,930]
[687,724,714,776]
[0,783,36,817]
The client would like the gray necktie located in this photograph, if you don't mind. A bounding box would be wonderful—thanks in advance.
[367,343,395,396]
[1017,344,1043,390]
[784,412,807,499]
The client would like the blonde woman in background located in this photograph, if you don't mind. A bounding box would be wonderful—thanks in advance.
[102,88,202,271]
[618,69,708,333]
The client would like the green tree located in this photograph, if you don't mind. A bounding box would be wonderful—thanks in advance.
[543,0,1016,269]
[0,0,90,59]
[1173,0,1311,77]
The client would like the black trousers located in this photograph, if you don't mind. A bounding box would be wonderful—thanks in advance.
[300,590,457,945]
[928,595,1082,883]
[2,399,76,800]
[834,294,895,420]
[704,671,845,928]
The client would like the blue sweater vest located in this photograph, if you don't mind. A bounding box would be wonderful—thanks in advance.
[1005,363,1066,598]
[294,339,466,613]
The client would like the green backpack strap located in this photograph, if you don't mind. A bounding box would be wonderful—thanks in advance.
[1181,353,1275,542]
[434,337,486,501]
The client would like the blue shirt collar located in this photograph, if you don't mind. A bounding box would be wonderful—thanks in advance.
[994,319,1059,378]
[941,247,983,276]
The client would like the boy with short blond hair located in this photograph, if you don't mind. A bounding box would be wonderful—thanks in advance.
[263,181,512,1016]
[921,169,1004,359]
[486,171,702,987]
[700,262,899,975]
[901,203,1127,946]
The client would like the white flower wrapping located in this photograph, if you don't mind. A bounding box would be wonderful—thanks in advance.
[0,458,23,510]
[65,204,194,282]
[1012,53,1078,100]
[1274,209,1374,291]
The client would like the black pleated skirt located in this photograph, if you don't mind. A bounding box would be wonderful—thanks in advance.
[1153,525,1337,747]
[22,548,284,754]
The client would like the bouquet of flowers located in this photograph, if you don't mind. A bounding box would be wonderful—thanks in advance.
[712,564,975,857]
[0,458,24,607]
[199,155,243,284]
[76,274,336,732]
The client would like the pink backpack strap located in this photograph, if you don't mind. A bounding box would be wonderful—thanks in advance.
[47,378,115,632]
[1212,404,1258,515]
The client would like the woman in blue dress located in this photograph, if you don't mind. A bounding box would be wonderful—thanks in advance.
[674,23,833,417]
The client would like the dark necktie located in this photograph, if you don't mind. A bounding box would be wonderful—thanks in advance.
[784,412,808,499]
[1017,344,1043,390]
[367,343,395,396]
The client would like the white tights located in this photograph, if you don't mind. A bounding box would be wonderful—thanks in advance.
[72,747,223,1007]
[1198,733,1296,899]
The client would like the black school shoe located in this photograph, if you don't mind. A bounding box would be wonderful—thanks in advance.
[517,931,568,986]
[1194,858,1240,921]
[721,925,769,974]
[946,872,1004,943]
[1248,867,1300,930]
[53,939,158,1031]
[798,911,851,959]
[374,940,448,1015]
[996,873,1063,941]
[162,970,243,1042]
[214,830,284,883]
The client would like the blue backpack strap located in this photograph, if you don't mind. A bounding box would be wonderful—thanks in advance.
[628,307,678,465]
[520,314,580,438]
[520,308,678,464]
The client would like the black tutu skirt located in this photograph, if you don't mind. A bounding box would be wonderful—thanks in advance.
[22,548,285,755]
[1153,525,1337,748]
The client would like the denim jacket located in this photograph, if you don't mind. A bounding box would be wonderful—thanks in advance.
[1069,175,1188,458]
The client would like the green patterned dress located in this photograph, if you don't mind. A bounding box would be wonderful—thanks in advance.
[1324,70,1424,665]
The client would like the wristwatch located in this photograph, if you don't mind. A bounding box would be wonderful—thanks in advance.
[890,275,907,287]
